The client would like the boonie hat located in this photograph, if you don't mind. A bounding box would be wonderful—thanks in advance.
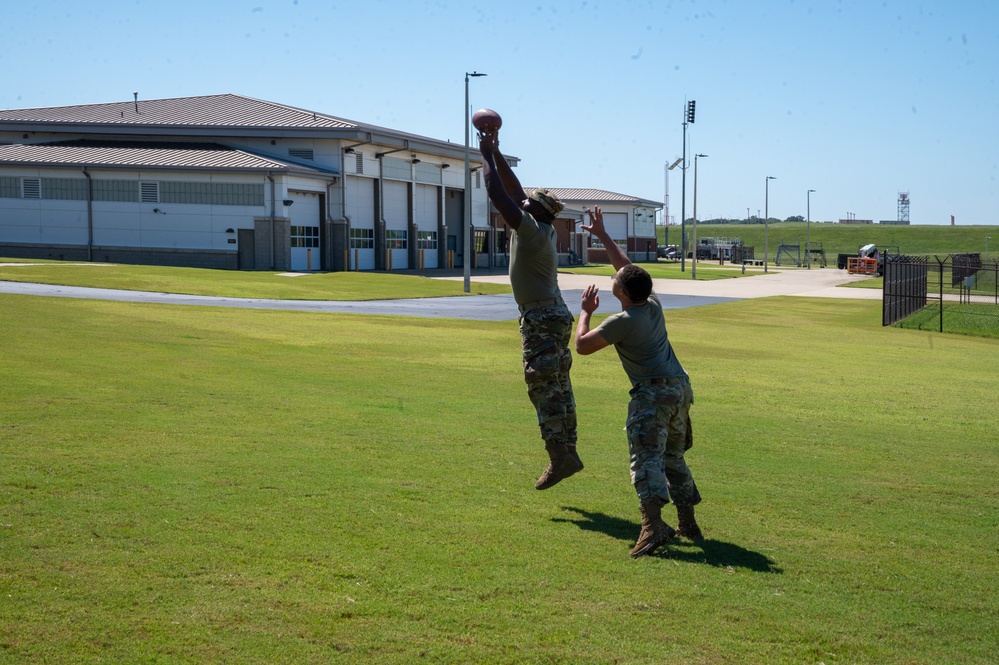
[529,188,564,216]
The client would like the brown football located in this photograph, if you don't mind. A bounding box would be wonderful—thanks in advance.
[472,108,502,132]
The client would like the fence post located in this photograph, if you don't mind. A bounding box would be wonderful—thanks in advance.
[938,256,945,333]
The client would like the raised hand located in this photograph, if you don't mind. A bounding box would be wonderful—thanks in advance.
[477,128,499,154]
[580,205,605,237]
[581,284,600,314]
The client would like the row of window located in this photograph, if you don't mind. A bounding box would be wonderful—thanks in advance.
[348,228,438,251]
[0,177,264,206]
[350,153,481,187]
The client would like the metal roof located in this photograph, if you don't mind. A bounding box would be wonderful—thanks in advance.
[526,187,662,208]
[0,94,357,130]
[0,140,335,175]
[0,93,493,163]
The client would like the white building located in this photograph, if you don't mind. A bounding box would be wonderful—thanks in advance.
[0,94,500,271]
[537,188,662,263]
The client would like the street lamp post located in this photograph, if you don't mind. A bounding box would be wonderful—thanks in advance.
[807,189,816,269]
[765,176,776,273]
[987,236,991,263]
[680,100,695,272]
[463,71,486,293]
[692,154,707,280]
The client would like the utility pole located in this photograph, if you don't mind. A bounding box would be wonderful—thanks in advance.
[680,100,695,272]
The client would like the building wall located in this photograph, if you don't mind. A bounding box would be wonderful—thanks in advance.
[1,132,490,272]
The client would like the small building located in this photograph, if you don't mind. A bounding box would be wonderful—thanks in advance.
[510,188,662,264]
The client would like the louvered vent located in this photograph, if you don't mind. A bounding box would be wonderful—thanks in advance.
[355,152,363,174]
[140,182,159,203]
[288,148,314,161]
[22,178,41,199]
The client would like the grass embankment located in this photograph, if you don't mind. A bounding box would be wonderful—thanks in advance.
[660,222,999,261]
[2,293,996,663]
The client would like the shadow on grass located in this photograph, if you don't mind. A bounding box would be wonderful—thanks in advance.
[554,506,782,574]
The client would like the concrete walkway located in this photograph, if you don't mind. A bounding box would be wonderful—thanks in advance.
[0,265,880,321]
[449,265,883,301]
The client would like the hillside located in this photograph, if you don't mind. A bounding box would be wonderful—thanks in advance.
[657,223,998,261]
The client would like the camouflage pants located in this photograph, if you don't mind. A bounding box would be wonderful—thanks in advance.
[626,377,700,506]
[519,301,577,448]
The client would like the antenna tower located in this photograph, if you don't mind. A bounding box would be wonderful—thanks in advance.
[898,191,910,224]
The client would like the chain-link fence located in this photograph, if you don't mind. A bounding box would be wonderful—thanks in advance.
[883,254,999,339]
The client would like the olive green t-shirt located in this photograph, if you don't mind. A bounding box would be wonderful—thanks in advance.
[509,210,561,306]
[594,293,687,386]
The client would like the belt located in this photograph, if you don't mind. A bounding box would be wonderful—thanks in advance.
[638,375,689,386]
[518,297,563,314]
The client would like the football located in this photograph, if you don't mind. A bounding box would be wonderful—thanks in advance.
[471,108,502,132]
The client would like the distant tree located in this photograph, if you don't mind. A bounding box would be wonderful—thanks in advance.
[785,215,805,222]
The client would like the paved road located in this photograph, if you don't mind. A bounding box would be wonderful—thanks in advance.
[0,265,879,321]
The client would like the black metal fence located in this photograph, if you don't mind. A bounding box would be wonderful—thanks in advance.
[883,254,999,338]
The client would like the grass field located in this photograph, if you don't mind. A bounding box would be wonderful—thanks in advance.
[659,222,999,262]
[1,278,997,663]
[0,261,510,300]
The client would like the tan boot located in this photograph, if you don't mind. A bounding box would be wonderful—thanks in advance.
[675,504,704,542]
[630,498,675,558]
[535,441,583,490]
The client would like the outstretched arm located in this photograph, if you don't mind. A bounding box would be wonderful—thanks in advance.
[580,206,631,272]
[478,129,524,229]
[575,284,611,355]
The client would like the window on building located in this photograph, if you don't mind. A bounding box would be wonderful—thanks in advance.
[386,229,408,249]
[159,182,264,206]
[93,180,140,202]
[417,230,437,250]
[290,226,319,248]
[41,178,88,201]
[414,163,441,185]
[589,237,626,250]
[381,157,410,181]
[0,176,20,199]
[349,228,374,249]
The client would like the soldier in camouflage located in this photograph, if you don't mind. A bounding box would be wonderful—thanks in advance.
[478,123,582,490]
[575,206,703,558]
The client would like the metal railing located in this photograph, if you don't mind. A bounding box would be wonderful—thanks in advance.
[883,254,999,338]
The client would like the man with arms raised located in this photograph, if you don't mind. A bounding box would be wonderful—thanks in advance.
[575,207,703,558]
[478,124,582,490]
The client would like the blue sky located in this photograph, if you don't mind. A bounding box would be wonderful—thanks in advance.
[3,0,997,227]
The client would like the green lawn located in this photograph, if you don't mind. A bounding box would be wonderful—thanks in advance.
[1,290,996,663]
[0,261,510,300]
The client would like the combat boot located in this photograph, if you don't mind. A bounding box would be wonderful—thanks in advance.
[630,498,675,558]
[535,441,583,490]
[567,445,584,471]
[675,504,704,542]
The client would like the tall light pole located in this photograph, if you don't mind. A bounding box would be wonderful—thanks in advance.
[680,100,695,272]
[692,154,707,280]
[665,157,682,252]
[463,71,487,293]
[764,176,776,273]
[807,189,816,269]
[987,236,992,263]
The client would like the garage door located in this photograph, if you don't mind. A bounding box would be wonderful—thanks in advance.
[347,177,375,270]
[289,191,321,271]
